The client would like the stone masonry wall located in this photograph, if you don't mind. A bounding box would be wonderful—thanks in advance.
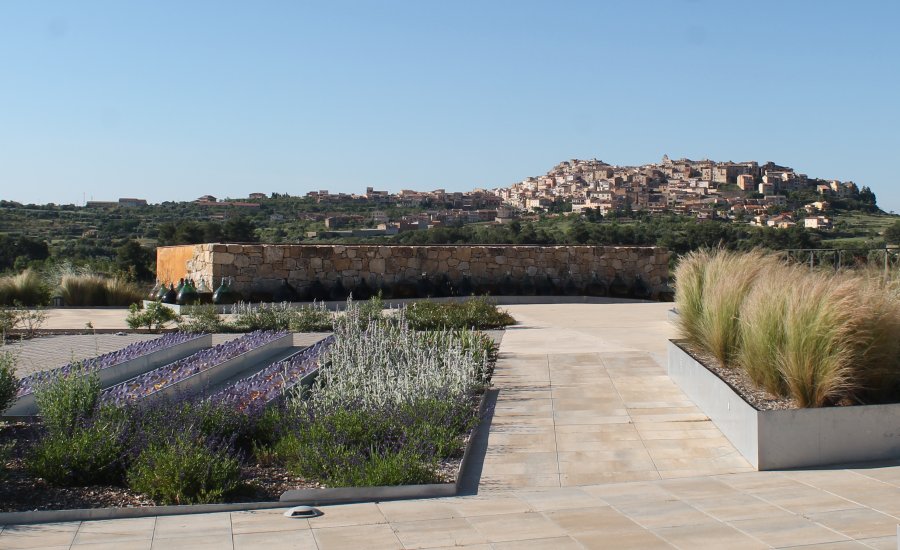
[161,244,670,295]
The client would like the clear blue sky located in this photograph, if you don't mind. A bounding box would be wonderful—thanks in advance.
[1,1,899,211]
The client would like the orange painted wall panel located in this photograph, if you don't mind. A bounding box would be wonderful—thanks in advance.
[156,245,197,284]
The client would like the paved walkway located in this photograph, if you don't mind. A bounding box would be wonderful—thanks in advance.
[3,465,900,549]
[2,302,899,549]
[478,303,752,490]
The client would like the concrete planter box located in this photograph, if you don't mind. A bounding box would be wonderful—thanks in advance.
[5,334,213,417]
[668,340,900,470]
[121,333,294,403]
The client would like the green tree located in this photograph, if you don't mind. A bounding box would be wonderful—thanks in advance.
[116,240,154,281]
[222,217,258,242]
[884,221,900,245]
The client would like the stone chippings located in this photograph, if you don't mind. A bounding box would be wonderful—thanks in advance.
[182,244,670,294]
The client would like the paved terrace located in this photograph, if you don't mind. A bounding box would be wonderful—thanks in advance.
[2,303,899,549]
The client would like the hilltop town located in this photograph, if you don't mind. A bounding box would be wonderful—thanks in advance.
[493,156,877,230]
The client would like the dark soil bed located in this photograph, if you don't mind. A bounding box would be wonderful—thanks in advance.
[0,421,466,514]
[0,421,314,513]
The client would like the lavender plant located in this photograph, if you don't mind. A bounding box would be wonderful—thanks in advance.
[17,332,205,398]
[231,301,334,332]
[404,297,515,331]
[209,335,334,412]
[33,362,101,435]
[126,430,241,505]
[101,331,286,405]
[27,412,127,486]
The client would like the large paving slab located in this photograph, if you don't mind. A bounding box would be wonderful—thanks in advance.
[478,303,753,490]
[5,466,900,549]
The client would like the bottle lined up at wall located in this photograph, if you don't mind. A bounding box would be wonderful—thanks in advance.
[213,277,239,305]
[147,277,207,305]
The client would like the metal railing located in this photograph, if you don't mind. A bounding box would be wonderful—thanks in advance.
[782,248,900,275]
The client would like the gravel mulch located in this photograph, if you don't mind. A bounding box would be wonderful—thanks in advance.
[674,341,797,411]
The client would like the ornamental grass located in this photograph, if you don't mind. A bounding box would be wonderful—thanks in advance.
[59,273,143,306]
[0,269,50,306]
[675,249,900,407]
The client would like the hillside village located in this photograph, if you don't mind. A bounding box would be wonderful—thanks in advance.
[493,156,872,230]
[24,156,882,246]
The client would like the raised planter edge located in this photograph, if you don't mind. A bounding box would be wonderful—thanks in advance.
[5,334,214,417]
[667,340,900,470]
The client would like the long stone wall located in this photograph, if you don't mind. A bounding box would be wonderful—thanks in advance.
[159,244,670,296]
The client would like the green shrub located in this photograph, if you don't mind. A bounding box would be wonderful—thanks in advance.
[273,406,440,487]
[0,307,18,336]
[34,363,100,435]
[126,302,180,332]
[400,398,477,458]
[0,351,19,414]
[354,447,438,486]
[231,302,293,331]
[178,304,226,333]
[274,410,372,483]
[14,307,46,338]
[288,302,334,332]
[127,433,241,505]
[229,301,336,332]
[358,293,385,326]
[0,269,51,306]
[27,417,126,486]
[404,297,515,331]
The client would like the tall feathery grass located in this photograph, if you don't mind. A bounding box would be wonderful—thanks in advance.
[676,249,900,407]
[697,250,780,366]
[672,249,710,351]
[59,273,143,306]
[776,274,859,407]
[101,277,144,306]
[0,269,51,306]
[736,267,794,395]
